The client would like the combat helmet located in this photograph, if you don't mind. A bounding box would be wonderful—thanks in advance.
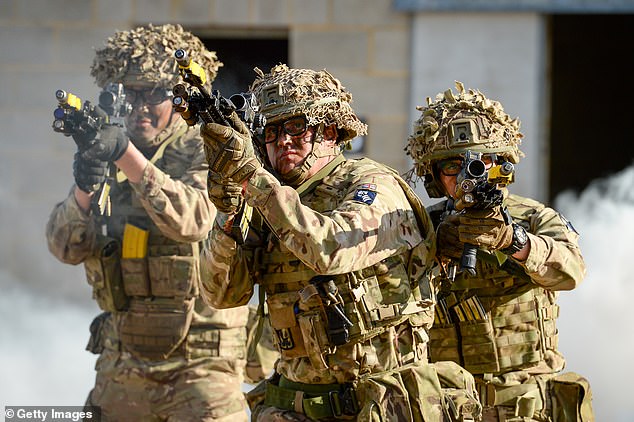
[406,81,524,197]
[249,64,368,186]
[91,23,222,92]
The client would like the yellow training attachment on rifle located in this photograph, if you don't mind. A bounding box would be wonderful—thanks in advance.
[178,59,206,87]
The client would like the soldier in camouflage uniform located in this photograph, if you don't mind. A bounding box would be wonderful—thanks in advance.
[196,65,481,421]
[46,24,250,421]
[406,82,595,421]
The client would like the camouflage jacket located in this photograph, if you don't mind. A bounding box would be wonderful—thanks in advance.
[200,156,437,384]
[46,119,248,335]
[427,193,586,379]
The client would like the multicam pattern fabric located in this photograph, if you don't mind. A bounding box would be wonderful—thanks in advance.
[46,122,249,420]
[90,23,222,90]
[249,64,367,144]
[199,156,454,421]
[427,194,590,421]
[405,81,524,178]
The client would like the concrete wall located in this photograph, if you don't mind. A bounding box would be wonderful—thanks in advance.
[409,12,547,204]
[0,0,411,297]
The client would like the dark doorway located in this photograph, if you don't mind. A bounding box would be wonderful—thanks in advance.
[199,36,288,97]
[549,14,634,201]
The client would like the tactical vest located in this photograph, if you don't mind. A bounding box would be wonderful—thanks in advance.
[255,157,436,370]
[428,198,560,376]
[83,128,246,361]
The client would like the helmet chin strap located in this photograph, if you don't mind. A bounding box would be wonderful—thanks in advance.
[279,123,341,187]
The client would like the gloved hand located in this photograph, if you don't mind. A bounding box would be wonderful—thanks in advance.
[73,151,108,193]
[457,206,514,251]
[200,112,261,184]
[81,124,129,162]
[207,172,244,214]
[436,214,463,259]
[70,105,107,148]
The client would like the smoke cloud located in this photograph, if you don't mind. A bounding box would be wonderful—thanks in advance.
[2,166,633,420]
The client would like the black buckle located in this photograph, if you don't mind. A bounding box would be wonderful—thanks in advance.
[328,386,358,417]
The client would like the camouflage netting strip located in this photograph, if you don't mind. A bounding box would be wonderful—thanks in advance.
[250,64,368,143]
[406,81,524,177]
[91,23,222,89]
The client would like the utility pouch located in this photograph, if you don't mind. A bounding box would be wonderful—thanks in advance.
[120,258,150,296]
[84,235,127,312]
[267,291,307,359]
[148,254,197,298]
[297,311,330,370]
[433,360,482,422]
[310,276,353,346]
[355,362,444,422]
[118,297,194,360]
[459,318,500,374]
[85,312,111,355]
[549,372,595,422]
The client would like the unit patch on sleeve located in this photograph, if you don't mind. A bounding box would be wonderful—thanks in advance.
[352,184,378,205]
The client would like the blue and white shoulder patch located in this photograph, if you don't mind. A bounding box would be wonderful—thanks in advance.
[352,183,378,205]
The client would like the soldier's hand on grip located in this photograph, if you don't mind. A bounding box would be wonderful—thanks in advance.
[207,173,244,215]
[437,214,463,259]
[200,111,261,185]
[458,205,514,251]
[73,151,108,193]
[82,124,129,162]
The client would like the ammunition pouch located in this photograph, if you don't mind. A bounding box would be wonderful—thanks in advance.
[264,252,431,371]
[121,244,199,298]
[185,325,247,360]
[430,289,558,374]
[549,372,594,422]
[84,235,127,312]
[117,297,195,360]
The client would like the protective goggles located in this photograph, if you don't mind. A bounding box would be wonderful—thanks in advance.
[436,154,497,176]
[124,87,172,105]
[261,116,308,144]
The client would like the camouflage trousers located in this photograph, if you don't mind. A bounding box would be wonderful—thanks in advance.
[86,347,248,421]
[477,372,594,422]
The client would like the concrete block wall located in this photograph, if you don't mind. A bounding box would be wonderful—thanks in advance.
[0,0,412,295]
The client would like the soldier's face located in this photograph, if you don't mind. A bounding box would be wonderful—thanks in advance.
[123,83,174,144]
[265,121,338,178]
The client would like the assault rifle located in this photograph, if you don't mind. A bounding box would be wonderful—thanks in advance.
[453,151,515,275]
[52,83,131,216]
[171,49,265,135]
[171,49,265,244]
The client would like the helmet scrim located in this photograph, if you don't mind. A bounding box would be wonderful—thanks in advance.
[249,64,367,145]
[90,23,222,90]
[406,81,524,180]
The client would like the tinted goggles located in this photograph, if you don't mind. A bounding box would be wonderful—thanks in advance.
[124,87,172,105]
[262,116,308,144]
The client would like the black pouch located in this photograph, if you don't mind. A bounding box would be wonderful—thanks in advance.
[84,235,128,312]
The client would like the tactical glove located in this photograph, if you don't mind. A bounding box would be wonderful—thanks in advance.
[200,112,261,184]
[457,206,514,251]
[70,105,107,148]
[207,173,244,215]
[437,214,464,259]
[73,151,108,193]
[81,124,129,162]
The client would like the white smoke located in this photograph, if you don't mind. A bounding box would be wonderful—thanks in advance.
[555,164,634,422]
[1,167,633,421]
[0,270,98,409]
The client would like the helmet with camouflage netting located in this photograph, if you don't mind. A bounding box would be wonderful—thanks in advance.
[91,23,222,91]
[249,64,368,186]
[406,81,524,197]
[249,64,367,145]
